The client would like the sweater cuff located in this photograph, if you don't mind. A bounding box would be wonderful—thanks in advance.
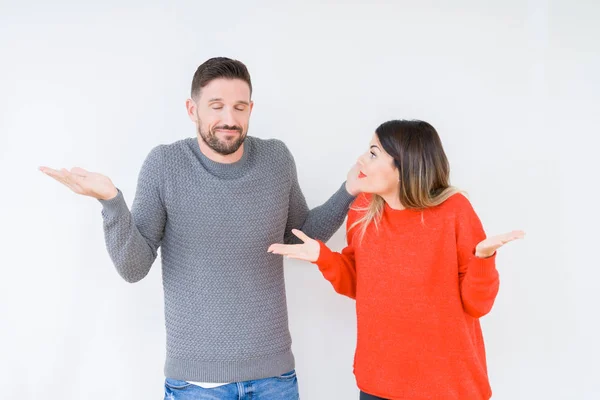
[337,181,357,207]
[313,240,335,271]
[98,189,128,218]
[468,252,498,279]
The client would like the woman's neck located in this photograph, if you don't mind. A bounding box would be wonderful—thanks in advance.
[381,192,405,210]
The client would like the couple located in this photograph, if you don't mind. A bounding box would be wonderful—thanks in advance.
[40,57,523,400]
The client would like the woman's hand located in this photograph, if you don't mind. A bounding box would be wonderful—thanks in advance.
[475,230,525,258]
[268,229,320,262]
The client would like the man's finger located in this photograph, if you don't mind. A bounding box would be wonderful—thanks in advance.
[61,169,85,185]
[70,167,88,177]
[56,178,77,192]
[40,167,65,179]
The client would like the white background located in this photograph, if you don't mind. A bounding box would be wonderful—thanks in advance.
[1,0,598,399]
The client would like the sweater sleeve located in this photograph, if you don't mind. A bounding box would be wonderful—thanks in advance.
[455,195,500,318]
[312,196,366,299]
[283,145,355,245]
[98,146,167,283]
[314,240,357,299]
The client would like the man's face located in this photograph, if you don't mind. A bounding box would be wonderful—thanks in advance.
[191,78,253,155]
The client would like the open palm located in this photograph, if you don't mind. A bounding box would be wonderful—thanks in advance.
[268,229,320,262]
[39,166,118,201]
[476,230,525,258]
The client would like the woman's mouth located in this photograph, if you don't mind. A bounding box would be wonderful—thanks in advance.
[358,171,367,179]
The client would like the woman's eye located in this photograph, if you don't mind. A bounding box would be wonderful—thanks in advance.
[370,152,376,158]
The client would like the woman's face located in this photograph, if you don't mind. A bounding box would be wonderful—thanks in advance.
[355,133,400,196]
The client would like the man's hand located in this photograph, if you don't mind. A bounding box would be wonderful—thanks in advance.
[39,166,118,201]
[345,163,361,196]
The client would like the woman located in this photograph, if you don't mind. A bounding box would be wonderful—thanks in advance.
[268,120,524,400]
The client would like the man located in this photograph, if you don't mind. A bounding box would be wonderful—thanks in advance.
[40,57,359,399]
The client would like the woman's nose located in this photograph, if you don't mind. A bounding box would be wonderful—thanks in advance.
[356,155,366,166]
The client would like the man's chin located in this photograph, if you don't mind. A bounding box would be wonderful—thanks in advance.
[213,140,244,156]
[200,131,246,156]
[215,130,242,137]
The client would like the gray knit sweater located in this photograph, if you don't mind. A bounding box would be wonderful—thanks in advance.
[98,136,354,382]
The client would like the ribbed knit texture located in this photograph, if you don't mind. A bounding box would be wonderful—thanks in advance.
[98,136,355,382]
[315,193,499,400]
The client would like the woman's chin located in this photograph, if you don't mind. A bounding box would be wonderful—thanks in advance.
[357,185,376,195]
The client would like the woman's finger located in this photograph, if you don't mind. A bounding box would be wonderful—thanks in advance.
[291,229,312,243]
[268,244,286,253]
[499,230,526,244]
[268,244,301,257]
[286,255,312,261]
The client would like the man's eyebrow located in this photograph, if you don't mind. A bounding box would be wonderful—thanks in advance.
[208,98,250,106]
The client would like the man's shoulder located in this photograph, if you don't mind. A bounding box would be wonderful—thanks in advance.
[143,138,196,163]
[248,136,293,163]
[248,136,289,153]
[160,137,194,153]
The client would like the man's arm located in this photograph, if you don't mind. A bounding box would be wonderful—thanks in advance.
[283,147,357,244]
[40,145,167,283]
[99,146,167,282]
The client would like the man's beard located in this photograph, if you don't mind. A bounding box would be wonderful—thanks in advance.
[197,120,247,156]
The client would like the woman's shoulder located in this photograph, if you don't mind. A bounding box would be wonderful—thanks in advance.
[438,192,478,219]
[444,192,470,206]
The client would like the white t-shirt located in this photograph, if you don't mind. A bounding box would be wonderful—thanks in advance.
[188,381,230,388]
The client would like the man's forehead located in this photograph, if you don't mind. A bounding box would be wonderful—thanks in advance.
[202,78,249,92]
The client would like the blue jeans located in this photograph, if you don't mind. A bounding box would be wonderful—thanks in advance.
[164,370,299,400]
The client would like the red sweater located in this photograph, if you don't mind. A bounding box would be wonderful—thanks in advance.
[315,193,499,400]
